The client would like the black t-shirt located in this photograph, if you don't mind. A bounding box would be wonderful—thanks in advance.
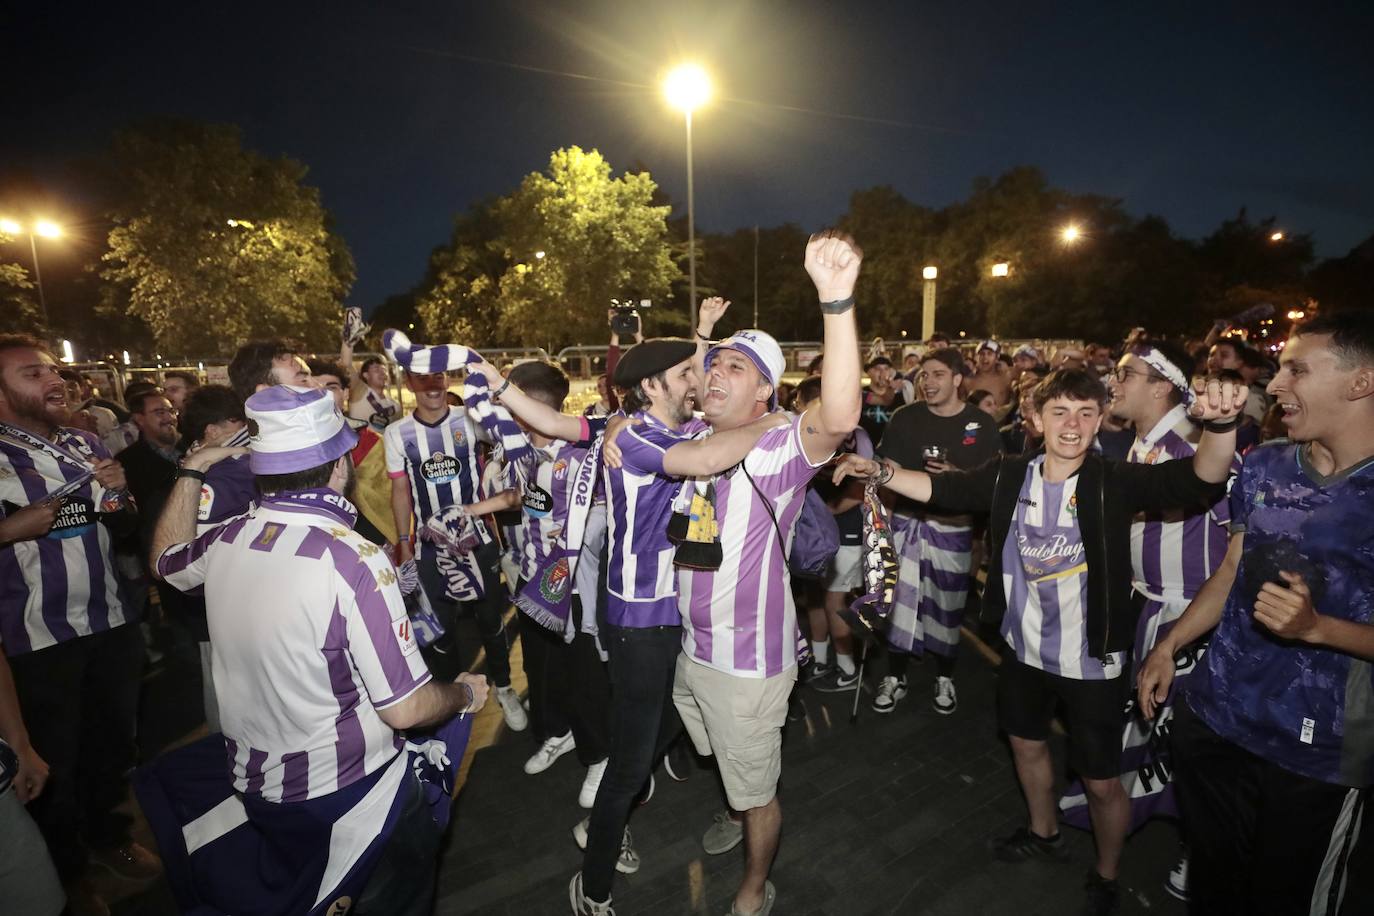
[859,387,907,445]
[811,428,874,545]
[876,402,1004,516]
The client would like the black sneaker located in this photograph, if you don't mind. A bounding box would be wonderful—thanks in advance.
[787,691,807,722]
[809,666,860,693]
[990,826,1069,863]
[663,736,692,782]
[1081,869,1119,916]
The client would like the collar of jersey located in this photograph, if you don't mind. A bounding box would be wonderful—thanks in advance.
[1137,404,1191,448]
[412,407,453,429]
[258,488,358,528]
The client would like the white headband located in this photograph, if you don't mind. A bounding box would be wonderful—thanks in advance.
[1134,347,1195,406]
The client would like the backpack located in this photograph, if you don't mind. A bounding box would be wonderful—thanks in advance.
[788,488,841,578]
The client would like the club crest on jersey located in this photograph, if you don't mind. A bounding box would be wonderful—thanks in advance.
[421,452,459,483]
[1067,493,1079,518]
[552,459,569,480]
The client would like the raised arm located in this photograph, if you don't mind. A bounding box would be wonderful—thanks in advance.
[469,359,585,442]
[149,446,248,573]
[1189,375,1248,484]
[800,231,863,464]
[693,297,730,399]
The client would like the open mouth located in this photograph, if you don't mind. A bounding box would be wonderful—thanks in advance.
[922,388,941,400]
[1058,432,1083,446]
[705,385,727,401]
[1279,402,1300,421]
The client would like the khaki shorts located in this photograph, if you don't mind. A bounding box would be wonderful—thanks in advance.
[673,653,797,811]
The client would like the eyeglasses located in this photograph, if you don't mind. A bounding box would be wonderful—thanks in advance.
[1111,366,1166,384]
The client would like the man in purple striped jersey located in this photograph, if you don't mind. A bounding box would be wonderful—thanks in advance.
[0,333,160,914]
[150,384,487,914]
[832,367,1246,916]
[671,232,864,916]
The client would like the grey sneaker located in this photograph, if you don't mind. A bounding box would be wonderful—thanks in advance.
[495,685,529,731]
[871,676,907,713]
[727,880,777,916]
[703,811,744,855]
[569,872,615,915]
[572,817,640,874]
[932,676,957,715]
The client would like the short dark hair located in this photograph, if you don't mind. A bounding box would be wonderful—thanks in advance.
[0,333,52,361]
[307,358,349,384]
[58,368,82,384]
[128,389,168,414]
[180,385,244,445]
[360,357,385,373]
[163,370,199,388]
[1293,311,1374,370]
[1032,368,1108,412]
[865,356,893,372]
[806,353,824,375]
[966,388,994,407]
[621,371,667,414]
[795,376,822,407]
[507,361,569,409]
[122,380,160,408]
[229,339,299,405]
[921,347,965,378]
[256,459,336,497]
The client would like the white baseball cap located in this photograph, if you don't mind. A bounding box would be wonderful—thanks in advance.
[706,330,786,408]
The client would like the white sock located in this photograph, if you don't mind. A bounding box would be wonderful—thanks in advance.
[836,653,856,676]
[812,639,831,666]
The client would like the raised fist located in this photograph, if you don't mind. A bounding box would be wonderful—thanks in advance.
[805,230,863,303]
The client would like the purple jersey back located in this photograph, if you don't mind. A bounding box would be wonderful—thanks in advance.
[1187,442,1374,787]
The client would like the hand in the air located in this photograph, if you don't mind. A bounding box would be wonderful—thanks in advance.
[698,296,730,337]
[1188,375,1248,424]
[805,230,863,303]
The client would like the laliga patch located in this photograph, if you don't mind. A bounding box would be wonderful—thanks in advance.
[197,484,215,521]
[47,497,96,539]
[394,614,419,656]
[421,452,459,483]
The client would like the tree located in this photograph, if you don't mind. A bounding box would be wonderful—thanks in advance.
[99,121,355,357]
[417,147,680,350]
[0,261,43,335]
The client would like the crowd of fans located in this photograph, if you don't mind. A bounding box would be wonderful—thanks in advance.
[0,230,1370,916]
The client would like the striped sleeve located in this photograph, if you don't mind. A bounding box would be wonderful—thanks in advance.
[156,525,223,590]
[383,422,407,478]
[337,544,431,709]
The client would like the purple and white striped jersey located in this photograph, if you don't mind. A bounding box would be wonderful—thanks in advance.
[1001,456,1124,680]
[516,419,607,587]
[198,426,256,534]
[0,425,134,655]
[604,411,707,628]
[679,414,827,679]
[1127,406,1234,601]
[157,489,431,802]
[384,408,488,551]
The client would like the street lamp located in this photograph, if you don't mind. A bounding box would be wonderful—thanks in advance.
[921,266,938,340]
[663,63,712,332]
[0,216,62,328]
[1270,231,1285,242]
[1061,224,1081,244]
[991,262,1010,278]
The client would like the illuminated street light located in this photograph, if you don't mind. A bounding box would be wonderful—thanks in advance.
[534,250,546,260]
[991,262,1010,278]
[0,216,63,329]
[663,63,713,332]
[61,339,75,363]
[1270,231,1285,242]
[1061,224,1082,244]
[922,266,938,280]
[1287,309,1306,320]
[921,266,938,339]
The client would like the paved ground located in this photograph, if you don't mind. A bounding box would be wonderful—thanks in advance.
[110,612,1193,916]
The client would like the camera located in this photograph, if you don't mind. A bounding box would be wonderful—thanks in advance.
[610,298,650,338]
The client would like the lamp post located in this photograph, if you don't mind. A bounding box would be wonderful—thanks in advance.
[663,63,711,333]
[921,265,938,340]
[0,217,62,329]
[1061,223,1082,244]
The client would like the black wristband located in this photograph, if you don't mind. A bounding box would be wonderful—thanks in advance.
[1203,416,1241,433]
[820,295,855,315]
[696,330,712,342]
[493,379,511,401]
[176,467,206,483]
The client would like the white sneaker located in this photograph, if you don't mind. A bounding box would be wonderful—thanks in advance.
[871,676,908,713]
[525,731,576,775]
[579,759,608,808]
[569,871,616,915]
[1165,853,1190,902]
[495,685,529,732]
[932,676,958,715]
[572,817,641,874]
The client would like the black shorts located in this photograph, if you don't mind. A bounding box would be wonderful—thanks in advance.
[996,654,1128,780]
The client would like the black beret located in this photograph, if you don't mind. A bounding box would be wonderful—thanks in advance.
[612,339,697,387]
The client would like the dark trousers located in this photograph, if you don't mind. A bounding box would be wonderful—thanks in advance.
[518,596,611,766]
[582,625,683,902]
[417,542,511,686]
[1172,701,1372,916]
[354,772,443,916]
[9,623,145,881]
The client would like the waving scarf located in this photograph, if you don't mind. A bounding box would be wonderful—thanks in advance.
[842,480,900,638]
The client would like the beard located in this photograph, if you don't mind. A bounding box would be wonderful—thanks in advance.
[0,379,70,431]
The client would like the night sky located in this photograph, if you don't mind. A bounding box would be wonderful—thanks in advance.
[6,1,1373,312]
